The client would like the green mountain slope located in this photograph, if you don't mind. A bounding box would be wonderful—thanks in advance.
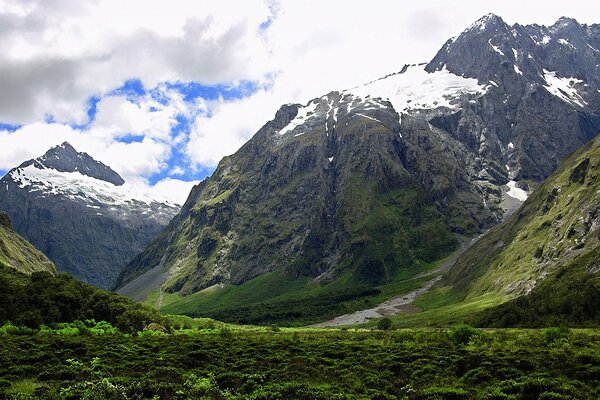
[414,135,600,327]
[0,211,166,331]
[0,211,55,275]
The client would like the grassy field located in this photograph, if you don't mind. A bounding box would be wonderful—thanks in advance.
[0,325,598,399]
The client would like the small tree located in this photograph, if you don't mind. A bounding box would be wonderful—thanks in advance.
[377,317,393,331]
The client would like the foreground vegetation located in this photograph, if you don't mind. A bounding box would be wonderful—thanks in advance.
[0,324,598,399]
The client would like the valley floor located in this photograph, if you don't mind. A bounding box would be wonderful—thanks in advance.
[0,327,598,399]
[312,235,482,327]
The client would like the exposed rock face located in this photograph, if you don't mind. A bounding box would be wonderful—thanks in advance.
[0,143,179,289]
[426,14,600,181]
[116,15,600,301]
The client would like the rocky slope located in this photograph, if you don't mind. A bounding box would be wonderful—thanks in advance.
[443,134,600,300]
[0,143,179,289]
[116,15,600,317]
[0,210,55,275]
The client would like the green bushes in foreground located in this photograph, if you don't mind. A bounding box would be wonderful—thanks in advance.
[0,328,598,399]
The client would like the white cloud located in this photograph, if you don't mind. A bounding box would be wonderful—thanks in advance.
[186,88,283,166]
[145,177,200,205]
[169,166,185,176]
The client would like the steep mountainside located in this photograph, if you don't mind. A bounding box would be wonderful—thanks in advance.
[0,143,179,289]
[439,135,600,325]
[0,211,55,275]
[116,15,600,321]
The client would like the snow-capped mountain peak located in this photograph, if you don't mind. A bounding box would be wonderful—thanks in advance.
[25,141,126,186]
[0,143,181,289]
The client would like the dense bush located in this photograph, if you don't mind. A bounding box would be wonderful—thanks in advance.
[0,329,598,399]
[449,324,482,345]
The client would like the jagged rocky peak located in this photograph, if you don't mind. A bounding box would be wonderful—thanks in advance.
[24,141,126,186]
[466,13,509,33]
[550,16,582,33]
[427,14,600,89]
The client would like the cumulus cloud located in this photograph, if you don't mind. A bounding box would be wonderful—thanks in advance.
[0,0,271,124]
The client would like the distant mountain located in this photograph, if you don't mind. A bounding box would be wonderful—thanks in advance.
[445,134,600,327]
[0,142,179,289]
[116,15,600,324]
[0,210,55,275]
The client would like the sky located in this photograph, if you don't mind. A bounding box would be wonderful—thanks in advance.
[1,0,599,204]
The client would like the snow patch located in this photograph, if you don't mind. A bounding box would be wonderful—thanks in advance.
[506,181,528,201]
[488,39,505,56]
[346,65,487,115]
[508,142,514,150]
[9,165,178,207]
[355,113,381,123]
[558,38,575,49]
[543,69,586,107]
[328,157,334,163]
[278,101,319,135]
[514,65,523,75]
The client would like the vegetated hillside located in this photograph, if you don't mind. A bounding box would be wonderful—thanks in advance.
[0,211,55,275]
[0,263,166,332]
[441,135,600,326]
[117,14,600,324]
[0,142,180,289]
[0,211,165,331]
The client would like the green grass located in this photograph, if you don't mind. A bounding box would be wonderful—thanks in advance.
[4,378,42,397]
[388,293,503,328]
[0,225,55,275]
[444,135,600,300]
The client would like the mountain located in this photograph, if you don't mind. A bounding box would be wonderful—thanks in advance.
[0,210,55,275]
[441,134,600,327]
[116,15,600,324]
[0,142,180,289]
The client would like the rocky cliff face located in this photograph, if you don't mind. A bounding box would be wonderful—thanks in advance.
[116,15,600,304]
[0,143,179,289]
